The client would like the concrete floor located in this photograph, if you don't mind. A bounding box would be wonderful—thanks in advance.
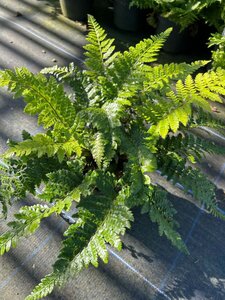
[0,1,225,299]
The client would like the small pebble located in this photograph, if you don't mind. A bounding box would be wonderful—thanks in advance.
[211,106,220,113]
[9,41,13,44]
[14,11,23,17]
[52,58,57,63]
[42,50,46,54]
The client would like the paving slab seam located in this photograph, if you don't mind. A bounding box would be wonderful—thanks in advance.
[108,248,171,299]
[200,126,225,142]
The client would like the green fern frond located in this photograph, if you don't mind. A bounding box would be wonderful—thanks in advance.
[0,161,13,215]
[144,60,209,91]
[122,163,150,208]
[0,68,76,131]
[160,132,225,162]
[176,166,224,218]
[4,134,82,163]
[156,151,224,219]
[84,15,117,77]
[149,102,191,138]
[0,174,88,256]
[0,158,31,216]
[107,28,172,101]
[25,273,57,300]
[42,64,91,110]
[148,70,225,138]
[141,185,188,253]
[0,198,72,255]
[129,28,172,65]
[26,177,133,299]
[92,132,105,168]
[39,166,83,202]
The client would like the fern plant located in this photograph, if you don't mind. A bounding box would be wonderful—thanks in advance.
[208,31,225,69]
[0,15,225,299]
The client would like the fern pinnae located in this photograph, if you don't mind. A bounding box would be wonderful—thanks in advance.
[27,184,133,300]
[84,15,117,77]
[148,69,225,139]
[0,176,86,257]
[42,64,92,110]
[106,28,172,102]
[3,134,82,163]
[41,63,76,82]
[25,273,57,300]
[92,132,105,168]
[0,68,76,130]
[144,185,188,253]
[0,205,50,255]
[144,60,208,92]
[156,148,224,219]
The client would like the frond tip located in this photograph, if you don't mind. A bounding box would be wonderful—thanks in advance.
[4,134,82,163]
[84,15,118,77]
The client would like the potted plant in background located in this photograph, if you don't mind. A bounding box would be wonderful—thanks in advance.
[208,30,225,69]
[59,0,92,22]
[113,0,141,31]
[131,0,225,53]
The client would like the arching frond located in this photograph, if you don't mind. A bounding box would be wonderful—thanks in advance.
[156,151,225,219]
[141,185,188,253]
[4,134,82,163]
[148,70,225,138]
[26,177,133,300]
[84,15,118,78]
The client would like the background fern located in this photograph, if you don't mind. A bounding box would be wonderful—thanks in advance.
[131,0,225,30]
[0,15,225,299]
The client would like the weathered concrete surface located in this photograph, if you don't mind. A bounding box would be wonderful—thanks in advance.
[0,1,225,299]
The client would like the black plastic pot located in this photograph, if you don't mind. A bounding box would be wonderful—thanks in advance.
[156,16,190,54]
[190,21,216,56]
[114,0,140,31]
[60,0,92,22]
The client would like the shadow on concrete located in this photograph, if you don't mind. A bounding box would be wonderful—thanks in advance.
[128,193,225,300]
[0,6,85,68]
[0,2,86,46]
